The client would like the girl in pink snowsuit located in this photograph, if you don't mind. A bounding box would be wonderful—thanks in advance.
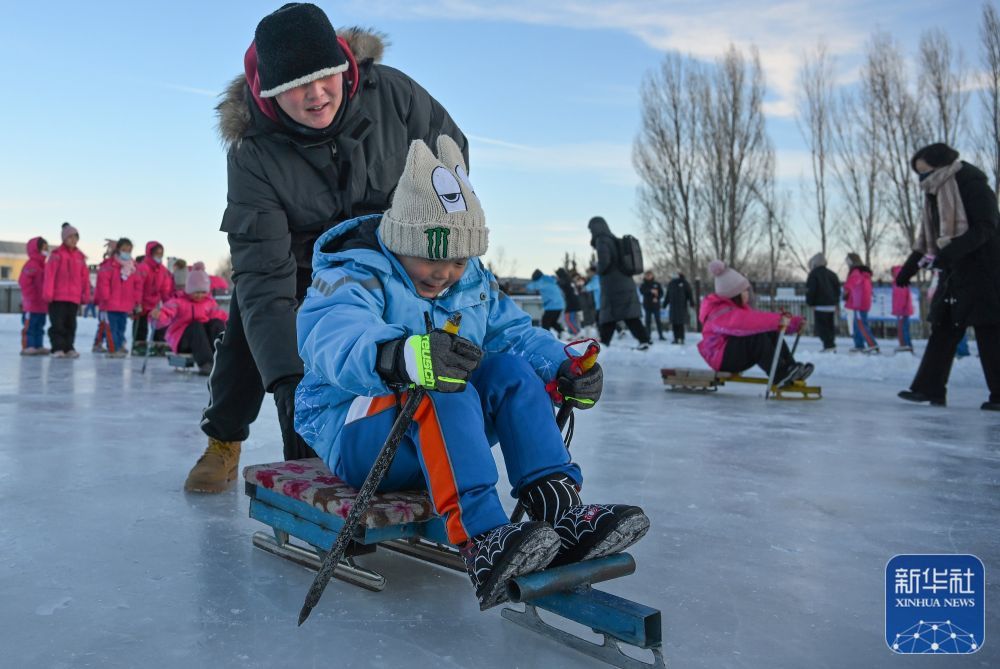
[42,223,90,357]
[93,238,141,356]
[18,236,50,355]
[133,240,172,351]
[843,253,879,353]
[153,263,228,375]
[891,265,914,352]
[698,260,811,386]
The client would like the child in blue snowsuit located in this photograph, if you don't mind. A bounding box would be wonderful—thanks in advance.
[526,269,566,336]
[295,136,648,609]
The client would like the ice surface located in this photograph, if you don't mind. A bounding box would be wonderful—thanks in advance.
[1,314,997,668]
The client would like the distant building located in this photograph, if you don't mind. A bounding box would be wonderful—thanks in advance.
[0,241,28,282]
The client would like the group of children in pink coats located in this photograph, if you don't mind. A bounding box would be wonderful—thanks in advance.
[18,222,227,373]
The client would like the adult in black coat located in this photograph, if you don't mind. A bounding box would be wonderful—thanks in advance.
[639,272,665,340]
[805,253,840,351]
[896,143,1000,409]
[188,8,468,492]
[588,217,650,348]
[665,273,695,344]
[555,267,582,335]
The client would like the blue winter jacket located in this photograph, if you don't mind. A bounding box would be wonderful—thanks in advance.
[295,214,568,465]
[586,275,601,306]
[525,275,566,311]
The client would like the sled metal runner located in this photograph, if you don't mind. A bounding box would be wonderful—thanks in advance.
[244,464,664,669]
[661,367,822,400]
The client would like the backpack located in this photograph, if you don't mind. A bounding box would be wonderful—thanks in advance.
[617,235,644,275]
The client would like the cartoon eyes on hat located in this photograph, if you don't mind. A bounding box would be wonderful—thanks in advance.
[432,166,468,213]
[455,165,475,194]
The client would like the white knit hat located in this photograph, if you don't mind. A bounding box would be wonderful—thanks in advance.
[708,259,750,299]
[380,136,488,260]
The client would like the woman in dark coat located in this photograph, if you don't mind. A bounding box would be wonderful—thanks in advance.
[588,217,651,348]
[896,143,1000,409]
[666,272,695,344]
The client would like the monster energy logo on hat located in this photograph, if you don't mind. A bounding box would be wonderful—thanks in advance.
[425,227,451,259]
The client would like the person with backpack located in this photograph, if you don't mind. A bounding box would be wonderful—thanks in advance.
[805,253,840,352]
[587,217,651,349]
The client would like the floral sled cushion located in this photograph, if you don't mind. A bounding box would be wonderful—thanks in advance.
[243,458,436,529]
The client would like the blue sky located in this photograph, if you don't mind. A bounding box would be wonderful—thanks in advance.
[0,0,978,276]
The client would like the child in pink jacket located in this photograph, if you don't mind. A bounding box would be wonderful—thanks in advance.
[42,223,90,358]
[843,252,879,353]
[698,260,812,387]
[133,240,173,354]
[18,236,50,355]
[891,265,914,353]
[93,238,141,357]
[153,263,228,375]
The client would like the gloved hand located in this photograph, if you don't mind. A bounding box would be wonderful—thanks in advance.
[273,376,318,461]
[556,358,603,410]
[377,331,483,392]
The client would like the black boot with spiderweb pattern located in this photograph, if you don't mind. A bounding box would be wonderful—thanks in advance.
[459,521,560,610]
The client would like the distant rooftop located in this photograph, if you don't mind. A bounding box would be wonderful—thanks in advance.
[0,241,26,256]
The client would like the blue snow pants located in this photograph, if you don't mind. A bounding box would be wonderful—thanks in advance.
[22,313,46,349]
[332,353,582,545]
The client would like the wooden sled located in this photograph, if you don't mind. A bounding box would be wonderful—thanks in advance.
[244,459,664,669]
[661,367,822,400]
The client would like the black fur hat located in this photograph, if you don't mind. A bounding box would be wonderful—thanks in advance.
[255,3,348,98]
[531,269,543,281]
[910,143,960,172]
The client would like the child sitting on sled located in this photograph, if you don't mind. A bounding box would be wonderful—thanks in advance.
[152,262,228,375]
[295,136,649,609]
[698,260,814,386]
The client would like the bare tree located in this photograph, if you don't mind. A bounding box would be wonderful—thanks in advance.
[980,2,1000,192]
[796,42,836,258]
[633,53,706,279]
[863,32,928,251]
[831,88,888,267]
[700,45,771,266]
[919,28,968,147]
[485,245,518,278]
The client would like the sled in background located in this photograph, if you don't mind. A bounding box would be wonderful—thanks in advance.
[660,367,822,400]
[167,353,196,371]
[244,458,665,669]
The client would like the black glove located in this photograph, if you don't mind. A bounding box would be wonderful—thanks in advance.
[556,358,603,410]
[273,376,318,461]
[895,251,923,287]
[377,331,483,393]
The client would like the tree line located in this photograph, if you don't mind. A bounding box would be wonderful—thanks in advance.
[634,2,1000,288]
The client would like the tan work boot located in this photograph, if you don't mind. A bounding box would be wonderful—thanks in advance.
[184,438,241,493]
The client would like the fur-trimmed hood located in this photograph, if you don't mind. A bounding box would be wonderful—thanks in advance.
[216,26,387,148]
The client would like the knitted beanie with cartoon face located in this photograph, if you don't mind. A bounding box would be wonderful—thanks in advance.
[380,135,488,260]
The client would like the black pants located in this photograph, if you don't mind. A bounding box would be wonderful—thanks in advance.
[671,322,686,343]
[720,331,795,379]
[598,318,649,346]
[133,315,166,344]
[540,310,564,335]
[200,292,316,460]
[910,321,1000,403]
[47,301,78,353]
[814,310,836,349]
[178,319,226,366]
[644,307,664,339]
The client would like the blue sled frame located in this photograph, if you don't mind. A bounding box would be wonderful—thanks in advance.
[245,481,665,669]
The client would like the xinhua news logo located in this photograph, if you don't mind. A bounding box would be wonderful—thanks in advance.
[886,554,985,654]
